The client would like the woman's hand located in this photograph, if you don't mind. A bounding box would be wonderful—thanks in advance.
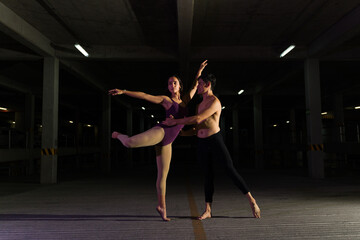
[108,89,125,96]
[198,60,208,74]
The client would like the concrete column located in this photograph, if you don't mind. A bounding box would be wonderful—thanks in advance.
[127,108,133,167]
[41,57,59,184]
[25,94,35,148]
[102,95,111,173]
[232,109,239,162]
[333,93,345,143]
[25,94,35,175]
[254,94,264,169]
[15,112,25,132]
[304,59,324,178]
[290,109,296,144]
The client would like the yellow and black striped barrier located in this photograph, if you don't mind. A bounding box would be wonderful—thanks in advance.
[41,148,58,156]
[308,144,324,151]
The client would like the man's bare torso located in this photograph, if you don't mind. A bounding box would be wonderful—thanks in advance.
[196,95,221,138]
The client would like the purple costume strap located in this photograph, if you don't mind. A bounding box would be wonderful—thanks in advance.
[156,99,187,146]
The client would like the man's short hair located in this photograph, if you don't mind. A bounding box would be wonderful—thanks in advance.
[199,73,216,90]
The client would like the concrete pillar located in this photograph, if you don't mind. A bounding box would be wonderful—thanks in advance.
[127,108,133,167]
[304,59,324,178]
[41,57,59,184]
[25,94,35,175]
[254,94,264,169]
[25,94,35,148]
[15,112,25,132]
[290,109,296,144]
[102,95,111,173]
[333,92,345,143]
[232,109,239,162]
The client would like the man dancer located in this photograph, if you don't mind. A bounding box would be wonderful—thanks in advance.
[163,73,261,220]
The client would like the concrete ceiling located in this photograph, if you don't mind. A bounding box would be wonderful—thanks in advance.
[0,0,360,118]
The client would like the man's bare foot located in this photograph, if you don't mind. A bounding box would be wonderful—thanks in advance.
[250,201,261,218]
[112,131,120,139]
[198,210,212,220]
[156,206,170,221]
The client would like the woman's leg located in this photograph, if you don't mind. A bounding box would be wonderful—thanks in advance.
[112,126,165,148]
[155,144,172,221]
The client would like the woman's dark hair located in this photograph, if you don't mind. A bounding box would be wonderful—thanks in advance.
[199,73,216,90]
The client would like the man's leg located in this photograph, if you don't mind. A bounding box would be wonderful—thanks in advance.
[212,133,261,218]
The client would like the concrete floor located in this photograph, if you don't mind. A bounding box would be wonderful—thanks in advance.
[0,162,359,240]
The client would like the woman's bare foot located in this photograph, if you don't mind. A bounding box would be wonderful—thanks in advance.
[198,210,212,220]
[156,206,171,221]
[250,201,261,218]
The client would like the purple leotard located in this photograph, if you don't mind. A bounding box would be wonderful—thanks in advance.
[156,100,187,146]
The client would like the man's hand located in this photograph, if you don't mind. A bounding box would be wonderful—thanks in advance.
[108,89,125,96]
[162,115,177,126]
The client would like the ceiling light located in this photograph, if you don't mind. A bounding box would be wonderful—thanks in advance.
[238,89,244,95]
[69,121,74,124]
[286,121,290,124]
[355,106,360,109]
[142,107,146,110]
[151,115,154,118]
[273,124,277,127]
[222,106,225,110]
[74,44,89,57]
[0,107,8,111]
[280,45,295,58]
[321,112,327,115]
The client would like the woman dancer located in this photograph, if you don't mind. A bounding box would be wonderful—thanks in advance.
[108,60,207,221]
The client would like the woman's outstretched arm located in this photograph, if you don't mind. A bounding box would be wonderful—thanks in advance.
[108,89,171,106]
[182,60,208,105]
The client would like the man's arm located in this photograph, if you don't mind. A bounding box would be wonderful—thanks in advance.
[163,98,220,126]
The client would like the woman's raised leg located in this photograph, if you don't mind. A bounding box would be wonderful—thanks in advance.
[155,144,172,221]
[112,126,165,148]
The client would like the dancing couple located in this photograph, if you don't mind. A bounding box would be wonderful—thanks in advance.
[108,60,260,221]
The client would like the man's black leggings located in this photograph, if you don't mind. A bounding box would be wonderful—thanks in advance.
[197,131,250,203]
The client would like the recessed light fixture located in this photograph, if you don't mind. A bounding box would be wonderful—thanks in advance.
[286,121,290,124]
[273,124,277,127]
[0,107,8,111]
[321,112,327,115]
[69,121,74,124]
[355,106,360,109]
[222,106,225,110]
[74,43,89,57]
[280,45,295,58]
[238,89,244,95]
[151,115,154,118]
[142,107,146,110]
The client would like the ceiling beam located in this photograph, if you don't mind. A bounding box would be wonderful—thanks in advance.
[308,4,360,57]
[55,45,177,60]
[0,2,54,57]
[0,48,42,60]
[60,60,130,109]
[191,46,307,60]
[177,0,194,83]
[0,74,34,93]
